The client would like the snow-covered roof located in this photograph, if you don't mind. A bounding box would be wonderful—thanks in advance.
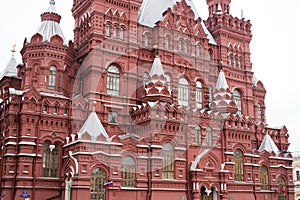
[78,111,109,141]
[138,0,217,45]
[0,56,18,80]
[150,56,165,79]
[258,134,280,154]
[35,0,67,45]
[190,149,210,170]
[215,70,229,90]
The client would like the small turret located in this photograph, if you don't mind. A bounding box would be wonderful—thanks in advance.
[206,0,231,15]
[141,56,172,104]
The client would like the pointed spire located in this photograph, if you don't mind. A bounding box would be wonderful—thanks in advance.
[210,70,237,113]
[258,132,280,154]
[47,0,57,14]
[78,111,109,141]
[149,56,165,82]
[0,46,18,80]
[141,56,172,103]
[215,70,229,90]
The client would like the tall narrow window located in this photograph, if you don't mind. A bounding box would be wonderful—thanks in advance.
[297,170,300,181]
[121,156,135,187]
[144,72,149,88]
[165,74,171,91]
[196,44,201,56]
[144,34,149,47]
[196,81,202,108]
[206,127,212,146]
[162,143,174,179]
[233,90,242,115]
[113,26,117,38]
[42,142,59,177]
[107,65,120,95]
[184,41,188,54]
[178,40,183,52]
[90,168,106,200]
[106,24,110,36]
[234,149,244,181]
[257,104,262,122]
[178,78,189,106]
[260,166,268,190]
[195,126,201,146]
[108,111,117,123]
[120,28,124,40]
[49,66,57,89]
[165,36,170,49]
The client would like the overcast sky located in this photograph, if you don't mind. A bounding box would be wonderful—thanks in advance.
[0,0,299,152]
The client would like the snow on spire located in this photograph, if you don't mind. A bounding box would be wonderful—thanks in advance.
[149,56,165,80]
[210,70,237,113]
[0,46,18,80]
[78,111,109,141]
[258,133,280,154]
[216,70,229,90]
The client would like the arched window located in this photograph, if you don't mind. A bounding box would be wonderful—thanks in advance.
[196,44,201,57]
[120,27,124,40]
[234,149,244,181]
[42,142,59,177]
[184,41,188,54]
[196,81,202,108]
[178,78,189,106]
[260,166,268,190]
[229,54,233,66]
[90,168,106,200]
[233,90,242,114]
[238,57,242,68]
[121,156,135,187]
[106,24,110,36]
[165,36,170,49]
[165,74,171,91]
[206,127,212,146]
[278,176,286,200]
[195,126,201,146]
[296,169,300,181]
[107,65,120,95]
[143,72,149,88]
[257,104,262,122]
[113,26,117,38]
[49,66,56,89]
[53,106,57,114]
[178,40,183,52]
[43,105,47,113]
[144,34,149,47]
[162,143,174,179]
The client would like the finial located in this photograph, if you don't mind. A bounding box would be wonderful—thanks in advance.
[50,0,55,5]
[218,59,223,71]
[11,44,16,57]
[241,10,244,19]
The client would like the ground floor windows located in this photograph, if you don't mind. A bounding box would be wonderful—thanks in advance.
[90,168,107,200]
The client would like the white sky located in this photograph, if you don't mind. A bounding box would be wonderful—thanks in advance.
[0,0,299,152]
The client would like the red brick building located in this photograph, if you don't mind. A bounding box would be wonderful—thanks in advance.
[0,0,294,200]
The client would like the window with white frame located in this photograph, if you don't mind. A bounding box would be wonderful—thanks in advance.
[113,26,117,38]
[107,65,120,95]
[257,104,262,122]
[49,66,57,89]
[120,27,124,40]
[106,24,110,36]
[233,90,242,114]
[178,78,189,106]
[165,36,170,49]
[196,81,202,108]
